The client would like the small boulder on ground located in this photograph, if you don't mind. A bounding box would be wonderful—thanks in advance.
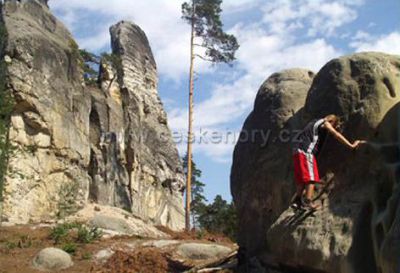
[176,243,233,260]
[66,204,167,238]
[32,247,73,271]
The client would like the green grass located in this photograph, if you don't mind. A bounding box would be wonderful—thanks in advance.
[62,242,77,254]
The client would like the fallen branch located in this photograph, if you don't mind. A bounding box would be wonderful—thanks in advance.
[197,261,237,272]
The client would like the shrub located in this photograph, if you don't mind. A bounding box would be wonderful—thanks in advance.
[77,225,102,244]
[49,224,70,244]
[62,242,77,254]
[101,52,122,74]
[56,182,80,219]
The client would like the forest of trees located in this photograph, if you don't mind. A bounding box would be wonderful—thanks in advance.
[183,154,237,241]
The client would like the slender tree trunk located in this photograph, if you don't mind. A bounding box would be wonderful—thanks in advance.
[185,0,196,231]
[191,190,196,230]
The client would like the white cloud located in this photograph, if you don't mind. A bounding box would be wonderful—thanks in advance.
[77,28,111,51]
[222,0,261,13]
[350,31,400,55]
[261,0,361,37]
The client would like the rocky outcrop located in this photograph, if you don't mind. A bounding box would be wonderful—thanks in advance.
[66,204,168,238]
[231,69,315,255]
[108,21,185,229]
[1,0,91,223]
[0,0,184,230]
[231,53,400,273]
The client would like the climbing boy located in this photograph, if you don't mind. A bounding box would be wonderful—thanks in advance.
[291,114,364,209]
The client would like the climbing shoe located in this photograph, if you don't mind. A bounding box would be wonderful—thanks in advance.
[290,195,302,209]
[302,198,320,210]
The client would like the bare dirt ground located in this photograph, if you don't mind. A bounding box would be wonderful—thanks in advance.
[0,225,236,273]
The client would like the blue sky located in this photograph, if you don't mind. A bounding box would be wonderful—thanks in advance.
[50,0,400,202]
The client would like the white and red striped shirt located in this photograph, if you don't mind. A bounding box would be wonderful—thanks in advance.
[293,118,326,155]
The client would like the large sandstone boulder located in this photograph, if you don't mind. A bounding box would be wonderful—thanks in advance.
[231,52,400,273]
[231,69,315,255]
[1,0,91,223]
[0,0,184,230]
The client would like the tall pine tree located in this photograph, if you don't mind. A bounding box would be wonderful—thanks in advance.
[181,0,239,230]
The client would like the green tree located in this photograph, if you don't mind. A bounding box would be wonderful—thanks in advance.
[198,195,237,241]
[182,154,207,229]
[79,49,100,85]
[181,0,239,231]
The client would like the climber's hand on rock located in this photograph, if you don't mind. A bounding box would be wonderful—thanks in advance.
[351,140,361,150]
[352,140,367,150]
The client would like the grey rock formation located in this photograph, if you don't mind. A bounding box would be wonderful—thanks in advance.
[231,69,315,255]
[231,53,400,273]
[1,0,91,223]
[32,247,73,271]
[66,204,167,238]
[0,1,184,230]
[86,21,185,229]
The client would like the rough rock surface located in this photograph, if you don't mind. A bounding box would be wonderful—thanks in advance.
[231,69,315,255]
[107,21,185,229]
[1,0,91,223]
[66,204,167,238]
[0,0,184,230]
[176,242,233,260]
[231,53,400,273]
[32,247,73,271]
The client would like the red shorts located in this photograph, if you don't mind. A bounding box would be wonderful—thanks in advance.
[293,151,320,185]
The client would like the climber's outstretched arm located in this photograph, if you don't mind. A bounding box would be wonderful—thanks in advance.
[323,121,360,149]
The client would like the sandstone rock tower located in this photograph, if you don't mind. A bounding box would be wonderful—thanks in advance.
[0,0,184,230]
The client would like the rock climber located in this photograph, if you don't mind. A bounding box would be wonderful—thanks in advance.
[291,114,365,210]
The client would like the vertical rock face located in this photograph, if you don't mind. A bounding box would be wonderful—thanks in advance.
[231,53,400,273]
[111,21,185,229]
[88,21,185,229]
[0,0,185,230]
[1,0,91,223]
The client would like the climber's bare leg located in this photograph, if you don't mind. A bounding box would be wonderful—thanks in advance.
[305,183,315,200]
[303,182,320,210]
